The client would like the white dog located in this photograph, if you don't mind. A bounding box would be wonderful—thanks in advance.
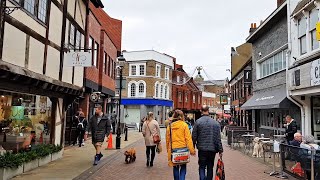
[252,137,263,158]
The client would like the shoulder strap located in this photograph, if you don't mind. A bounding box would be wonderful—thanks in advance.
[146,121,153,136]
[170,122,173,153]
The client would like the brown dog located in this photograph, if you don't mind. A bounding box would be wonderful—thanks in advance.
[124,148,136,164]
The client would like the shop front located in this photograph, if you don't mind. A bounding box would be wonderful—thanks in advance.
[242,86,301,136]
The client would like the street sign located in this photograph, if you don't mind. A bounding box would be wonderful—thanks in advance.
[65,51,92,67]
[316,22,320,41]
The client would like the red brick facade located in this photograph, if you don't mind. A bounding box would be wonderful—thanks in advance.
[172,62,202,113]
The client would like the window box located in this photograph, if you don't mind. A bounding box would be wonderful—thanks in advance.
[38,155,51,167]
[23,159,39,172]
[51,150,63,161]
[0,165,23,180]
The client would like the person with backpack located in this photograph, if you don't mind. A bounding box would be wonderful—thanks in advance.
[73,112,87,147]
[192,105,223,180]
[166,109,196,180]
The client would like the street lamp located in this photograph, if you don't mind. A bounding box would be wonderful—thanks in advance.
[116,53,126,149]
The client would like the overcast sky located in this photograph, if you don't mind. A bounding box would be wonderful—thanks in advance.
[103,0,277,80]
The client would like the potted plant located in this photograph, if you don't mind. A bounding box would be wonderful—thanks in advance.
[22,151,38,172]
[35,144,51,167]
[51,144,63,161]
[0,153,24,180]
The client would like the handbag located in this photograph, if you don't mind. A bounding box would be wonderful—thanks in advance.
[169,122,190,164]
[215,158,225,180]
[156,142,162,154]
[147,122,161,144]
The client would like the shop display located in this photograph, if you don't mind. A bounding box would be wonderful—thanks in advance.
[0,91,53,151]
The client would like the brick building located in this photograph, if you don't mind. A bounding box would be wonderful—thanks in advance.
[121,50,174,125]
[230,43,253,129]
[172,62,202,120]
[79,3,122,120]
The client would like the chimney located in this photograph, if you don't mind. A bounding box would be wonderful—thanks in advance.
[249,23,257,34]
[277,0,285,7]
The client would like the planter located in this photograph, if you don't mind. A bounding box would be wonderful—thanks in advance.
[0,165,23,180]
[5,135,25,143]
[23,159,39,172]
[51,150,63,162]
[38,155,51,167]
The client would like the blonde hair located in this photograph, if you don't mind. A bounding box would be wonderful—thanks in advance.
[147,112,154,121]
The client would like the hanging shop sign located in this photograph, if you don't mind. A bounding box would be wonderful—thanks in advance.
[65,51,92,67]
[220,94,228,105]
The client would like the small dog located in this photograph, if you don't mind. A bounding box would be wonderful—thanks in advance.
[124,148,136,164]
[252,137,263,158]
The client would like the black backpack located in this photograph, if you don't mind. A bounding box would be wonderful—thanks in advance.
[77,118,85,131]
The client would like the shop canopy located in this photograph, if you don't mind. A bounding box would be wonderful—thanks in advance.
[241,86,295,110]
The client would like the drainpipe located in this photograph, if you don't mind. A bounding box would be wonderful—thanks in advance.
[286,0,305,135]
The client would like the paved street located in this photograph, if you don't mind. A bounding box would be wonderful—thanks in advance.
[75,138,296,180]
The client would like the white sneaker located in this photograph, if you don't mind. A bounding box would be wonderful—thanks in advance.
[82,143,85,146]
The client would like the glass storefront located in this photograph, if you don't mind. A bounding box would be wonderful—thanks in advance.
[0,90,53,151]
[312,97,320,140]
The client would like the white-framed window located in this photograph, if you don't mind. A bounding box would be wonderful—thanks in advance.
[138,83,144,95]
[298,17,307,55]
[165,67,169,79]
[178,92,182,102]
[155,83,159,98]
[130,84,136,97]
[193,95,196,103]
[139,65,145,75]
[131,65,137,76]
[156,64,161,77]
[310,9,319,51]
[164,85,168,99]
[259,49,287,79]
[160,84,163,98]
[177,76,180,83]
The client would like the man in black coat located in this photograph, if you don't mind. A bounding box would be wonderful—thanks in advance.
[285,115,298,144]
[85,105,111,165]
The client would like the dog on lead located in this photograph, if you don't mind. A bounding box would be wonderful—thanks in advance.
[124,148,136,164]
[252,137,263,158]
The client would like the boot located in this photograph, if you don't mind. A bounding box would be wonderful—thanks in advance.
[93,155,99,166]
[98,153,103,160]
[150,160,153,167]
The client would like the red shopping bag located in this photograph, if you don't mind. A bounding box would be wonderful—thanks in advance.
[291,162,305,177]
[215,158,225,180]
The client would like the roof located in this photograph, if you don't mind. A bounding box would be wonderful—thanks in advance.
[199,80,225,86]
[291,0,312,16]
[230,43,252,80]
[123,50,175,67]
[246,1,287,43]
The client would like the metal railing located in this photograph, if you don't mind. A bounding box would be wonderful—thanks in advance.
[280,144,320,180]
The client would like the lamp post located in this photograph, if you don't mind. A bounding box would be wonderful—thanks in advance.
[116,54,125,149]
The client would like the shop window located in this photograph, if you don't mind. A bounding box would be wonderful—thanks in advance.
[0,91,53,151]
[164,85,168,99]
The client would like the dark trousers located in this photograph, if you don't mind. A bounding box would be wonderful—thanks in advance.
[146,146,156,163]
[198,150,216,180]
[112,122,116,134]
[73,129,85,147]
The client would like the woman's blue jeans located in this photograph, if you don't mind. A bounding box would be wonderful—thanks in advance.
[173,164,187,180]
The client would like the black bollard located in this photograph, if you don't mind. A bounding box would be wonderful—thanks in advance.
[124,126,128,141]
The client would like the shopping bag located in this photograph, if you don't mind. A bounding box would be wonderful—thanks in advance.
[291,162,305,177]
[156,142,162,154]
[215,158,225,180]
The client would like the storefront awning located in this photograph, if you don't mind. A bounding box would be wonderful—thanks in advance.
[241,87,293,110]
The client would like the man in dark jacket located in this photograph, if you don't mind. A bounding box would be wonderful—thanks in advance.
[85,105,111,165]
[285,115,298,144]
[192,105,223,180]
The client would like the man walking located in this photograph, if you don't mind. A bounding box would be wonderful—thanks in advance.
[192,105,223,180]
[85,105,111,165]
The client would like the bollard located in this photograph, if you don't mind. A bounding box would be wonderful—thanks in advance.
[124,126,128,141]
[311,148,315,180]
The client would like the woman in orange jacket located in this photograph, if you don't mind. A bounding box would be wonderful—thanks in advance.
[166,110,195,180]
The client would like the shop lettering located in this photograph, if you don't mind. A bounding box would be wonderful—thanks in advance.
[255,96,274,101]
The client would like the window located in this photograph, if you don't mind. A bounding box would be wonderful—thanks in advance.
[38,0,48,22]
[139,65,145,75]
[24,0,35,15]
[130,84,136,97]
[193,95,196,103]
[108,56,111,77]
[259,49,287,78]
[103,52,107,74]
[160,85,163,98]
[310,9,319,51]
[155,83,159,98]
[75,31,81,50]
[131,65,136,76]
[94,42,99,67]
[139,83,144,94]
[298,18,307,55]
[69,24,75,48]
[178,92,182,102]
[185,93,188,102]
[165,68,169,79]
[177,76,180,83]
[164,85,168,99]
[156,65,161,77]
[89,37,94,65]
